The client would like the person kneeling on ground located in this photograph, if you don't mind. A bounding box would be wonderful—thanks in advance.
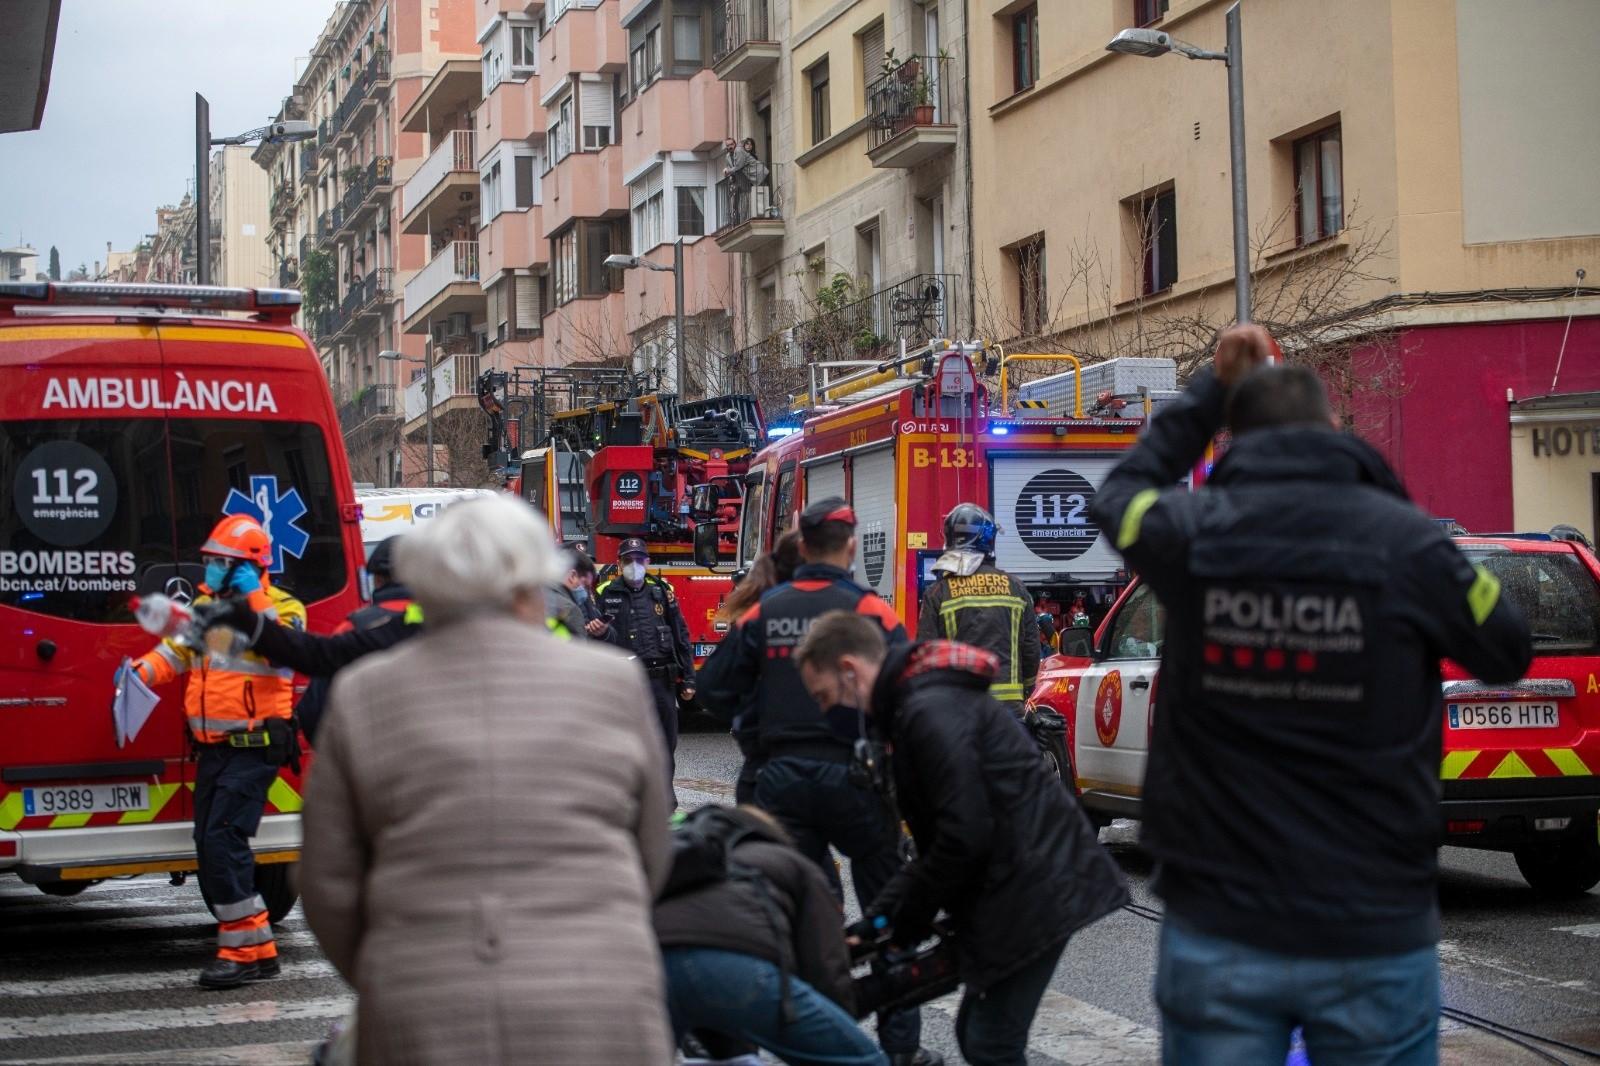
[795,613,1128,1066]
[656,805,886,1066]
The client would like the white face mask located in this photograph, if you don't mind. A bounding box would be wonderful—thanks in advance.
[622,561,647,586]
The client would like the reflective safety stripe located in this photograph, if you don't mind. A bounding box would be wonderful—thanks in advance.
[0,792,24,831]
[403,603,424,624]
[214,895,267,922]
[1467,565,1501,625]
[939,596,1025,695]
[1488,752,1536,779]
[152,643,187,671]
[1440,750,1479,780]
[267,777,303,813]
[117,782,183,825]
[1547,748,1593,777]
[991,682,1025,700]
[546,618,571,641]
[1116,489,1162,551]
[217,924,274,948]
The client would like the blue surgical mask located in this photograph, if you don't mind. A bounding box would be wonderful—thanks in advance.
[573,585,590,604]
[204,559,229,592]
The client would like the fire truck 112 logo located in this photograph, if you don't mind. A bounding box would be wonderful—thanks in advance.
[1014,468,1099,562]
[862,523,887,588]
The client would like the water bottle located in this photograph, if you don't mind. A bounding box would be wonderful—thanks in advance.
[133,594,201,647]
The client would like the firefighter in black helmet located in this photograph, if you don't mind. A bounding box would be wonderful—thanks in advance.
[917,503,1040,712]
[596,537,693,804]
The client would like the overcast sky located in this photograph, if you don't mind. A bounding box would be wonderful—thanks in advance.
[0,0,336,275]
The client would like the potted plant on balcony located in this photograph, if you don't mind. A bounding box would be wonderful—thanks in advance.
[909,73,936,126]
[342,165,364,188]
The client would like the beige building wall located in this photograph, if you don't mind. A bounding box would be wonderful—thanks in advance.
[729,0,972,354]
[1510,409,1600,545]
[210,145,272,288]
[967,0,1600,348]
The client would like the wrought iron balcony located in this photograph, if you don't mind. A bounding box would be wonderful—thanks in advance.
[299,143,318,181]
[791,273,962,363]
[299,234,314,265]
[316,211,334,244]
[339,383,398,434]
[714,0,778,81]
[277,259,299,289]
[866,55,957,168]
[714,165,783,254]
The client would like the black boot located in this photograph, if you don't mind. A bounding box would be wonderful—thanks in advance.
[197,955,281,989]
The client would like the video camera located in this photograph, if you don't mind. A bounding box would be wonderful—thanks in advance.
[847,915,961,1018]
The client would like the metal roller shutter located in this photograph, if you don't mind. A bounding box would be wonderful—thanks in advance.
[990,454,1123,583]
[804,455,846,505]
[850,445,897,608]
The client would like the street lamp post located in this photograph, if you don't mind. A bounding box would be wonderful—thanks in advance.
[380,350,435,487]
[194,93,315,286]
[1107,2,1251,324]
[605,242,686,395]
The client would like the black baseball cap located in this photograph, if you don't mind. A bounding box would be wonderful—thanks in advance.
[799,497,857,530]
[619,537,650,559]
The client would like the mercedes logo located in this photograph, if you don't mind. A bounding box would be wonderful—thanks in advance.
[164,576,196,606]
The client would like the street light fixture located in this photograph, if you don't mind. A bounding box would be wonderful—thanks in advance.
[1107,3,1252,323]
[606,241,687,397]
[379,349,436,488]
[194,94,317,286]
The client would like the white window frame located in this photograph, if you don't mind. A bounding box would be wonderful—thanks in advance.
[481,160,503,222]
[511,23,539,72]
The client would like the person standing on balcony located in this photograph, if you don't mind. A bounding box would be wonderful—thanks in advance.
[722,138,753,225]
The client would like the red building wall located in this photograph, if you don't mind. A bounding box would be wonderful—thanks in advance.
[1354,316,1600,532]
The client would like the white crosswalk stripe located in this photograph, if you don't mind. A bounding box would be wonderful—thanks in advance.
[924,989,1161,1066]
[0,1041,324,1065]
[0,959,342,999]
[0,996,353,1041]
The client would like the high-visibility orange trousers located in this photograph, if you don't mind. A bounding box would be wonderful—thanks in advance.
[215,894,277,963]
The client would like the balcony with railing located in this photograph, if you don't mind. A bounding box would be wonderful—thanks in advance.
[714,0,778,81]
[277,259,299,289]
[339,383,398,436]
[403,349,482,431]
[299,142,319,183]
[316,210,334,245]
[403,240,482,332]
[792,273,962,362]
[866,55,957,169]
[357,267,395,318]
[269,182,295,223]
[714,164,783,254]
[299,233,314,266]
[401,130,476,233]
[337,174,367,235]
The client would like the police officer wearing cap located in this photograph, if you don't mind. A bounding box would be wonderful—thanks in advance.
[697,498,939,1066]
[596,538,694,797]
[918,503,1040,713]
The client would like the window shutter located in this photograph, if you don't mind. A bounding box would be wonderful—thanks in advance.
[861,23,885,96]
[515,273,541,328]
[580,78,612,130]
[631,165,664,208]
[486,277,505,332]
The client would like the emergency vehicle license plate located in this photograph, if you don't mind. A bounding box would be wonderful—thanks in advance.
[21,783,150,817]
[1447,702,1560,730]
[693,643,718,658]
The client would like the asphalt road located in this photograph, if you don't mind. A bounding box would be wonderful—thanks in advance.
[0,730,1597,1064]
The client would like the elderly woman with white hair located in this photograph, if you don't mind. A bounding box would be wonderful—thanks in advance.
[300,494,674,1065]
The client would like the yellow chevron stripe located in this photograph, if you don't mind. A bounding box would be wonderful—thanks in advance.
[0,792,24,831]
[1488,752,1536,779]
[1546,748,1593,777]
[48,813,93,829]
[1440,750,1479,780]
[117,783,183,825]
[267,778,303,813]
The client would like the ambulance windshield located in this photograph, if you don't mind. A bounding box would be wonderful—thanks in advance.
[1,418,349,622]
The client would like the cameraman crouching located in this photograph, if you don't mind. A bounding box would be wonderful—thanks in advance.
[795,614,1127,1066]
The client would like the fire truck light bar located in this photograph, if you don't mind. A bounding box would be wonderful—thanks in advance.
[0,281,302,321]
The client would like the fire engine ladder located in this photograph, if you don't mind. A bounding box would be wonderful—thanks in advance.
[551,438,590,537]
[790,339,988,411]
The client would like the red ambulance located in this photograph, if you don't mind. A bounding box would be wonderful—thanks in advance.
[0,282,363,917]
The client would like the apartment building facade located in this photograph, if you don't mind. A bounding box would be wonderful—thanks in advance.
[713,0,973,414]
[206,145,272,288]
[969,0,1600,538]
[256,0,480,488]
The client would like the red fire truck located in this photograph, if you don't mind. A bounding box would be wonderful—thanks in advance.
[0,282,364,916]
[516,387,764,663]
[695,342,1150,630]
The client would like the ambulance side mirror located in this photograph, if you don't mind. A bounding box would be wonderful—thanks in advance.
[692,521,720,569]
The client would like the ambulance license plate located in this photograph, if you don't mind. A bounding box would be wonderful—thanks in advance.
[22,783,150,817]
[1447,702,1559,730]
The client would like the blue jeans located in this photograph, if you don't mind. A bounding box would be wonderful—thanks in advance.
[955,939,1068,1066]
[1156,916,1439,1066]
[663,947,887,1066]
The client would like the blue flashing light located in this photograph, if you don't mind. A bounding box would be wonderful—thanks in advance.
[767,427,798,439]
[991,426,1010,436]
[19,592,44,603]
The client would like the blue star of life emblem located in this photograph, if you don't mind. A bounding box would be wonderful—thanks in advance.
[221,475,310,573]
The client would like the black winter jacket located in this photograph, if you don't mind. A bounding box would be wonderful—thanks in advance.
[868,641,1128,991]
[697,563,907,759]
[1088,368,1532,957]
[917,560,1040,705]
[654,810,855,1012]
[247,582,419,678]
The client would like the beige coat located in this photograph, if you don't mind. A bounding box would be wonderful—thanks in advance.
[301,613,673,1066]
